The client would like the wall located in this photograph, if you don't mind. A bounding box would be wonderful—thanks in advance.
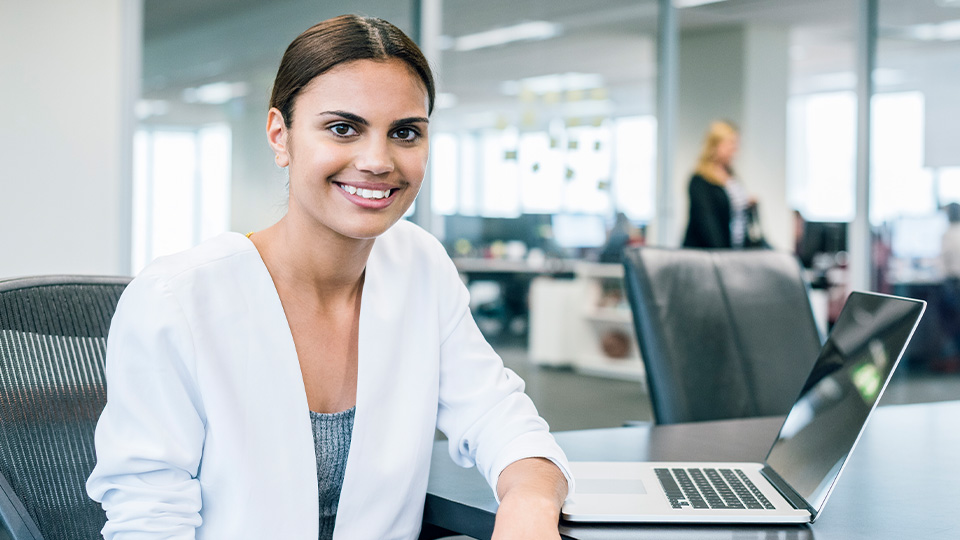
[0,0,140,278]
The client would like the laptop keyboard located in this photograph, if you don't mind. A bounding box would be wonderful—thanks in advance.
[654,467,776,510]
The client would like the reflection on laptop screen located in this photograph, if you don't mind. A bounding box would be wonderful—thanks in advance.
[765,293,925,514]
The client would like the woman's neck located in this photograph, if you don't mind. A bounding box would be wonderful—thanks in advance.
[249,215,372,304]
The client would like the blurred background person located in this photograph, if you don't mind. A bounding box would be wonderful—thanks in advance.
[599,212,642,263]
[682,120,764,249]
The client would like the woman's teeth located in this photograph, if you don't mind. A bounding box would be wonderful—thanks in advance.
[339,184,392,200]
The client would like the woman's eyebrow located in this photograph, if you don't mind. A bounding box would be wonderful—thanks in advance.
[319,111,429,129]
[320,110,369,125]
[391,117,430,128]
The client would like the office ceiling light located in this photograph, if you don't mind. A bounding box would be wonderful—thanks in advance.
[906,19,960,41]
[500,73,605,96]
[673,0,728,8]
[182,81,248,105]
[435,92,459,109]
[135,99,169,119]
[450,21,562,52]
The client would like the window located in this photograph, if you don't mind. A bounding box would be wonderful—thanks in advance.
[871,91,933,224]
[132,124,231,273]
[787,91,857,222]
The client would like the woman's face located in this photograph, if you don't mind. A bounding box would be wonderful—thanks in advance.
[268,59,430,241]
[714,132,739,167]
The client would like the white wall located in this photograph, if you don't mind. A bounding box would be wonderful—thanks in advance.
[0,0,140,278]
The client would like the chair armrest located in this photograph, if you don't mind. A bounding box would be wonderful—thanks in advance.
[0,474,42,540]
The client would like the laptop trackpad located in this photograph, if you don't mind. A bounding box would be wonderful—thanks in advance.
[576,478,647,495]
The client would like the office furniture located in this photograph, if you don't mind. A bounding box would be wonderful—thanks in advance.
[621,247,822,424]
[422,400,960,540]
[890,279,960,372]
[454,257,576,338]
[529,263,643,380]
[0,276,130,540]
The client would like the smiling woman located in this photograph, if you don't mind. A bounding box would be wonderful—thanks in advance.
[86,13,572,540]
[268,59,430,240]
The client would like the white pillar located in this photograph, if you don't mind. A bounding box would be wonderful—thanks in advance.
[0,0,141,278]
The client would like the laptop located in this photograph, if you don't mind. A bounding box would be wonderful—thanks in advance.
[562,291,926,524]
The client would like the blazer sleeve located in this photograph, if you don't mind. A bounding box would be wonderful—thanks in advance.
[86,275,206,539]
[686,176,729,248]
[432,252,574,502]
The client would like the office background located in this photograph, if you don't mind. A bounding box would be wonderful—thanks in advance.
[2,0,959,416]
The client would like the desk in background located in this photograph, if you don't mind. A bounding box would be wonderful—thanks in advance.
[422,400,960,540]
[453,257,577,339]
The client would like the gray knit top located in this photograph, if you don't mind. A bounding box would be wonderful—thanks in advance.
[309,406,356,540]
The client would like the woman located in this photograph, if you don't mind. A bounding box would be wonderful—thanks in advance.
[87,15,571,540]
[682,120,761,249]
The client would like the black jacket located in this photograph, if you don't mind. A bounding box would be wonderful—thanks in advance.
[683,174,731,248]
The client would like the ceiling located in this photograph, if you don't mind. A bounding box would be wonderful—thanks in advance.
[139,0,960,128]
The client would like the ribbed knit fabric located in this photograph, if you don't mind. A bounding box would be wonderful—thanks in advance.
[309,407,356,540]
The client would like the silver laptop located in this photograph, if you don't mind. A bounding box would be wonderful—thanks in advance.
[562,291,926,524]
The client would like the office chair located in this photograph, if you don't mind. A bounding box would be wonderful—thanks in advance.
[622,247,822,424]
[0,275,130,540]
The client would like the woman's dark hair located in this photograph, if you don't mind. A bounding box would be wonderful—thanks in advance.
[270,14,436,126]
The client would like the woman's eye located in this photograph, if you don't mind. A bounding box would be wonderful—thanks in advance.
[330,124,356,137]
[393,128,419,141]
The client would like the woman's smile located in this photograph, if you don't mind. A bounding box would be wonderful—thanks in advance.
[334,180,402,209]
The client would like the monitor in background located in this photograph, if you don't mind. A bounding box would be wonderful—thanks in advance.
[551,214,608,249]
[890,212,948,260]
[798,221,848,268]
[442,214,485,247]
[481,217,532,245]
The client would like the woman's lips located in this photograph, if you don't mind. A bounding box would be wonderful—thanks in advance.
[335,182,399,209]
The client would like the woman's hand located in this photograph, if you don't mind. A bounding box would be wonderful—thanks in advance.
[491,457,568,540]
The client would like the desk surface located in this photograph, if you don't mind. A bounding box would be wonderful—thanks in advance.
[424,400,960,540]
[452,257,578,275]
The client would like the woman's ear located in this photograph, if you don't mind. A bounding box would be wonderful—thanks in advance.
[267,107,290,167]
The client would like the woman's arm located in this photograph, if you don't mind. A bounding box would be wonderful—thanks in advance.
[492,457,568,540]
[86,275,206,539]
[430,235,574,537]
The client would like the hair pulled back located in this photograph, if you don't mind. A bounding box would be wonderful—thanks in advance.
[269,14,436,126]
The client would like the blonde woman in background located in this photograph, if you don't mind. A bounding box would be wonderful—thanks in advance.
[682,120,763,249]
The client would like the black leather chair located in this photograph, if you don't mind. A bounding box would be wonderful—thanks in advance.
[0,275,130,540]
[622,247,822,424]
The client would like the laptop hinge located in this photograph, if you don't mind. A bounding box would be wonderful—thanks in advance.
[761,466,816,517]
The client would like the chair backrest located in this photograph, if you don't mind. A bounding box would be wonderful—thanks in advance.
[0,276,130,540]
[622,247,822,424]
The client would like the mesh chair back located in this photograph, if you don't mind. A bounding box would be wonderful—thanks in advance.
[622,247,822,424]
[0,276,130,540]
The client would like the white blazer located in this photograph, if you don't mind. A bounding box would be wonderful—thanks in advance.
[87,220,572,539]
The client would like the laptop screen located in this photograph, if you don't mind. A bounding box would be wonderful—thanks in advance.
[764,292,925,515]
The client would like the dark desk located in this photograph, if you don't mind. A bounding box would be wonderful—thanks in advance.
[423,400,960,540]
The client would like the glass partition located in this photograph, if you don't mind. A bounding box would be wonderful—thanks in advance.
[873,0,960,376]
[429,0,659,253]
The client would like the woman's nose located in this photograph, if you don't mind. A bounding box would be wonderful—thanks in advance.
[354,138,395,175]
